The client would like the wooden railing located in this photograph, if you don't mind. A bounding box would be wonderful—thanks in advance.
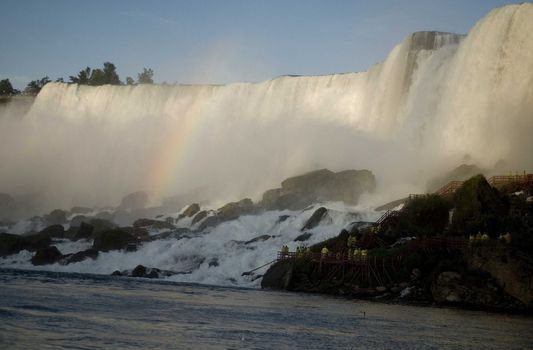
[487,174,533,186]
[435,181,464,196]
[278,238,469,266]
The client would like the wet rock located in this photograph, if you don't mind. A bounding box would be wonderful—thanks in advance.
[120,226,150,241]
[432,271,463,302]
[208,258,219,267]
[118,191,148,210]
[197,215,220,231]
[132,218,175,230]
[177,203,201,221]
[118,264,175,279]
[245,235,271,244]
[39,224,65,239]
[44,209,68,226]
[63,248,99,264]
[467,246,533,306]
[89,218,117,235]
[191,210,208,225]
[261,169,376,210]
[294,233,312,242]
[217,198,255,221]
[70,215,89,228]
[0,233,27,256]
[261,260,293,290]
[92,229,137,252]
[301,207,328,231]
[31,246,62,265]
[95,211,114,221]
[112,210,134,226]
[73,222,94,240]
[111,270,122,276]
[276,215,291,224]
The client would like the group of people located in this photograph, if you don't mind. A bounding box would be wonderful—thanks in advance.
[468,232,512,244]
[280,234,370,261]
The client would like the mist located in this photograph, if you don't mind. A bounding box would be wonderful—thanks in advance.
[1,4,532,217]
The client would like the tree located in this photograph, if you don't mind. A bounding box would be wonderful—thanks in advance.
[55,78,64,83]
[137,68,154,84]
[0,79,14,95]
[102,62,121,85]
[89,69,105,86]
[24,76,51,95]
[70,67,91,84]
[125,76,135,85]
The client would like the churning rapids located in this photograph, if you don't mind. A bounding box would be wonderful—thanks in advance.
[0,4,533,288]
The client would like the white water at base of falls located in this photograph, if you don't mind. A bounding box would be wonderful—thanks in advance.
[0,203,381,287]
[0,3,532,214]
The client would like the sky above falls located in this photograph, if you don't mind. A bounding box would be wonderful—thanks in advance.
[0,0,519,89]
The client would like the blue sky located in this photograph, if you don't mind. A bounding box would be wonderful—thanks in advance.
[0,0,520,89]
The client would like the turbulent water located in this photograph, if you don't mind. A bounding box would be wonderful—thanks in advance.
[1,269,532,350]
[0,203,379,287]
[1,4,532,211]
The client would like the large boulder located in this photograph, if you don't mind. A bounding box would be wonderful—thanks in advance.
[63,248,99,264]
[0,232,52,257]
[261,260,294,290]
[92,229,137,252]
[70,215,89,228]
[452,175,508,236]
[74,222,95,240]
[261,169,375,210]
[0,233,27,256]
[191,210,208,226]
[217,198,255,221]
[39,224,65,239]
[133,218,175,230]
[467,246,533,307]
[196,215,220,232]
[301,207,328,231]
[31,246,63,265]
[177,203,201,221]
[43,209,68,226]
[118,191,148,210]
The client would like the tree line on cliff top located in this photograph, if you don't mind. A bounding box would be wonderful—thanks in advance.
[0,62,155,96]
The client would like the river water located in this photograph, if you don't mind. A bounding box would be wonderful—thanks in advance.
[0,268,531,349]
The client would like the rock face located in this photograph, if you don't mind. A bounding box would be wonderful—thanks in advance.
[261,169,375,210]
[92,230,137,252]
[118,191,148,210]
[31,246,63,265]
[261,260,293,290]
[467,246,533,307]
